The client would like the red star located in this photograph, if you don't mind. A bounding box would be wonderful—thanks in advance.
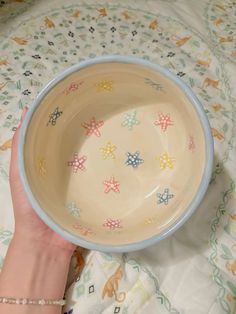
[82,117,104,137]
[68,153,87,173]
[103,176,120,193]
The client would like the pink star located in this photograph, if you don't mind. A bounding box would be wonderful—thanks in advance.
[73,223,94,236]
[103,218,122,230]
[63,81,83,95]
[103,176,120,193]
[154,113,173,131]
[188,136,195,152]
[82,117,104,137]
[68,153,87,173]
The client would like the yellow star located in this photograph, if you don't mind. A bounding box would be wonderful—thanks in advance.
[158,152,175,169]
[38,157,46,176]
[100,142,116,159]
[96,80,113,91]
[144,216,158,225]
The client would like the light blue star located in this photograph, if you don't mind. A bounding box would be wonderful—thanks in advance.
[122,110,140,130]
[126,151,144,168]
[66,202,80,218]
[157,188,174,205]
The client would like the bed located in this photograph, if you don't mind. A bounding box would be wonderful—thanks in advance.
[0,0,236,313]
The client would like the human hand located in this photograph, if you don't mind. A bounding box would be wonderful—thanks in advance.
[10,107,75,253]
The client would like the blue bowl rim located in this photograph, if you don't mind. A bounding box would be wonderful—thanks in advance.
[18,55,214,252]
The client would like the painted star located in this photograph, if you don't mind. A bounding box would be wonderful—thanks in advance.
[188,136,195,152]
[126,151,144,168]
[103,218,122,230]
[100,142,116,159]
[68,153,87,173]
[73,223,94,236]
[82,117,104,137]
[154,113,173,131]
[158,152,175,169]
[38,157,46,176]
[96,80,113,91]
[121,110,140,130]
[157,188,174,205]
[103,176,120,193]
[66,202,80,218]
[47,107,63,126]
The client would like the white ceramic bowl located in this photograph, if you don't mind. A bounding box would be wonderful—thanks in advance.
[19,55,214,252]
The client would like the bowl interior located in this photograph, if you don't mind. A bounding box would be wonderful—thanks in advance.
[23,62,206,246]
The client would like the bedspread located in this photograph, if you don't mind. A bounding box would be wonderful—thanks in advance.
[0,0,236,313]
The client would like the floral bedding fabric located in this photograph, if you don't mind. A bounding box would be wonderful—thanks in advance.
[0,0,236,313]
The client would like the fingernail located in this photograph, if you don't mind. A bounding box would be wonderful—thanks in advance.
[21,106,28,122]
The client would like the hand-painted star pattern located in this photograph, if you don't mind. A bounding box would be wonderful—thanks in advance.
[121,110,140,130]
[188,135,196,151]
[96,80,113,91]
[73,223,94,236]
[103,176,120,193]
[126,151,144,168]
[154,113,173,131]
[145,78,164,91]
[145,216,158,225]
[67,153,87,173]
[100,142,116,159]
[158,152,175,169]
[63,81,83,95]
[38,157,46,176]
[157,188,174,205]
[103,218,122,230]
[82,117,104,137]
[66,202,80,218]
[47,107,63,126]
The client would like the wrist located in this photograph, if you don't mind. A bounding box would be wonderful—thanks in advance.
[13,229,75,257]
[0,233,73,301]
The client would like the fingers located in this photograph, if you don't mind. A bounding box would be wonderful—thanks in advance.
[12,107,29,147]
[10,107,29,178]
[20,106,28,123]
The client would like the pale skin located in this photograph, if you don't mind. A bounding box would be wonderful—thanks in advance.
[0,108,76,314]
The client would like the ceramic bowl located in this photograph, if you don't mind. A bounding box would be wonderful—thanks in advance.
[19,55,213,252]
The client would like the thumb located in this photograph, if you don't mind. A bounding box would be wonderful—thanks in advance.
[11,107,29,175]
[20,106,28,123]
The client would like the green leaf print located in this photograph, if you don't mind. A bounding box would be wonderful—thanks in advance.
[122,306,129,314]
[16,80,21,90]
[227,281,236,297]
[216,67,220,77]
[192,40,200,47]
[189,77,195,87]
[0,229,12,245]
[0,166,9,180]
[222,123,229,134]
[221,244,233,260]
[2,43,9,50]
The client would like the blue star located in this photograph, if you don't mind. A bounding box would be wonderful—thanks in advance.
[47,107,63,126]
[157,188,174,205]
[122,110,140,130]
[126,151,144,168]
